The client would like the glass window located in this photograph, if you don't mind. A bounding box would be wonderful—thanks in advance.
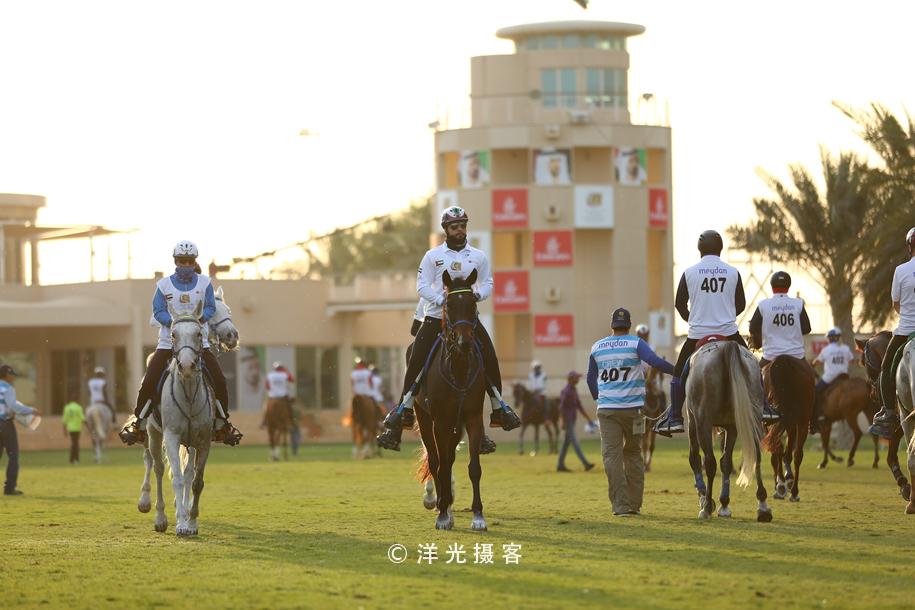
[560,68,577,108]
[541,69,558,108]
[583,34,598,49]
[541,35,559,49]
[597,35,612,50]
[320,346,338,409]
[524,37,539,51]
[562,34,580,49]
[584,68,627,108]
[295,346,318,409]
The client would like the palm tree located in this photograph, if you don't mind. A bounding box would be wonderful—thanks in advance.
[727,149,873,342]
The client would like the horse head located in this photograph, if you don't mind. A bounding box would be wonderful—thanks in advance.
[442,269,478,354]
[168,300,205,378]
[858,330,892,399]
[209,285,239,351]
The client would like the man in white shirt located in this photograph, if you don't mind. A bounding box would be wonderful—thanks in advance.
[377,206,521,451]
[655,230,779,437]
[351,359,373,400]
[0,364,40,495]
[870,228,915,438]
[811,328,857,433]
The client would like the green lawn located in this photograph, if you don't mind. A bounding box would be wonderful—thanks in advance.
[0,438,911,609]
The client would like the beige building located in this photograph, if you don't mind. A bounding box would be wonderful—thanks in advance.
[433,20,674,395]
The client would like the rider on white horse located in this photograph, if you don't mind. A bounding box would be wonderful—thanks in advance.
[88,367,114,422]
[654,230,780,437]
[377,206,521,451]
[869,228,915,439]
[748,271,814,423]
[119,240,242,446]
[810,327,856,433]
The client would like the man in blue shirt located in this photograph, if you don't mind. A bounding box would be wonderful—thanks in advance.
[588,308,674,516]
[120,240,241,446]
[0,364,40,496]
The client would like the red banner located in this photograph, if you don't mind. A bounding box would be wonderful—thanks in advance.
[534,314,574,347]
[533,231,573,266]
[492,189,528,229]
[493,270,530,313]
[648,188,669,228]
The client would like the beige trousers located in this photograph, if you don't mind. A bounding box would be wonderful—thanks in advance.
[598,408,645,515]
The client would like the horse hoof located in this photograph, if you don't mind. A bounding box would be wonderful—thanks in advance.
[717,506,732,518]
[154,520,168,533]
[773,491,786,500]
[835,457,844,463]
[138,500,151,514]
[698,509,710,520]
[423,497,437,510]
[529,451,537,457]
[847,460,855,468]
[789,495,800,503]
[872,462,879,470]
[817,463,826,470]
[471,517,488,531]
[176,526,193,537]
[906,502,915,515]
[775,482,788,498]
[757,509,773,523]
[435,518,453,530]
[901,484,912,502]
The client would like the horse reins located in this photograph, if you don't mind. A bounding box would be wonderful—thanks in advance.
[440,287,484,435]
[169,316,211,443]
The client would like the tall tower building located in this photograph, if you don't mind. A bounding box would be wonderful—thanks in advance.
[433,20,674,388]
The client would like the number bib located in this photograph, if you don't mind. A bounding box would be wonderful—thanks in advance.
[758,294,805,360]
[588,335,647,410]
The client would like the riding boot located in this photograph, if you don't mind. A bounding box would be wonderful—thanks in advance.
[119,418,147,446]
[809,391,823,435]
[761,373,781,422]
[868,406,899,440]
[480,434,497,454]
[376,426,403,451]
[489,393,521,431]
[383,393,415,431]
[654,378,685,437]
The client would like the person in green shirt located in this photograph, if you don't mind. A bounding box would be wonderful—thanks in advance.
[61,395,85,465]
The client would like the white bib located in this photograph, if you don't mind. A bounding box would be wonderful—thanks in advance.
[266,370,289,398]
[817,343,855,383]
[88,378,107,404]
[758,295,806,360]
[683,256,740,339]
[155,275,212,350]
[351,369,372,396]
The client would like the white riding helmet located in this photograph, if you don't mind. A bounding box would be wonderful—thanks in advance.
[173,240,199,258]
[93,366,105,375]
[530,360,542,369]
[272,361,283,370]
[440,206,469,228]
[635,324,649,337]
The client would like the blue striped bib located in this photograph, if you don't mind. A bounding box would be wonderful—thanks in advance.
[589,335,645,409]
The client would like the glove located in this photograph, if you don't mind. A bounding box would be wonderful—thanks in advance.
[410,319,422,337]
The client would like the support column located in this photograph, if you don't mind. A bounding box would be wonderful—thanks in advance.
[30,238,39,286]
[126,304,145,411]
[336,312,353,411]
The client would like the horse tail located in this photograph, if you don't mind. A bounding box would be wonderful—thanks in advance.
[415,443,432,483]
[727,342,763,487]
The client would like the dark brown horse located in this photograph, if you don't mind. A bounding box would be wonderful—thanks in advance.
[512,383,559,455]
[642,366,666,472]
[265,397,292,461]
[857,331,910,500]
[814,373,879,470]
[350,394,383,459]
[761,356,816,502]
[414,270,488,530]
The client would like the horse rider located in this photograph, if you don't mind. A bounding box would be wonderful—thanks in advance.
[119,240,242,446]
[635,323,667,408]
[88,366,115,423]
[748,270,815,410]
[377,205,521,451]
[266,361,295,421]
[654,230,780,437]
[869,227,915,439]
[810,327,856,434]
[588,308,674,516]
[368,363,385,407]
[351,358,374,404]
[528,360,547,413]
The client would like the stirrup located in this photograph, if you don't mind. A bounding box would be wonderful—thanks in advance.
[653,412,684,437]
[376,428,402,451]
[762,405,781,422]
[498,405,521,431]
[401,408,415,430]
[119,422,147,446]
[213,421,243,446]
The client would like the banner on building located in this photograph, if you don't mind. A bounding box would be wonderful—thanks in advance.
[574,185,614,228]
[492,189,529,229]
[613,147,647,186]
[648,188,669,228]
[533,149,572,185]
[493,270,530,313]
[533,231,573,266]
[458,150,491,189]
[436,191,458,220]
[534,314,574,346]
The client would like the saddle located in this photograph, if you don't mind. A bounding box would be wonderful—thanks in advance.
[696,334,730,350]
[820,374,849,404]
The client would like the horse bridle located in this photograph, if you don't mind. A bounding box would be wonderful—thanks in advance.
[439,287,483,433]
[171,316,204,365]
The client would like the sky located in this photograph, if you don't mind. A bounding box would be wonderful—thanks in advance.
[1,0,913,325]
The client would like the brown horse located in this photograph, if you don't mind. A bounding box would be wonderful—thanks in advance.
[512,383,559,455]
[641,366,666,472]
[414,270,488,530]
[857,331,910,500]
[265,397,292,461]
[350,394,383,459]
[761,356,816,502]
[815,374,879,470]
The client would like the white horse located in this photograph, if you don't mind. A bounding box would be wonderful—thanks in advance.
[85,402,115,463]
[685,340,771,522]
[894,340,915,514]
[140,302,214,537]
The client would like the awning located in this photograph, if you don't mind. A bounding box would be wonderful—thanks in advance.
[0,296,130,327]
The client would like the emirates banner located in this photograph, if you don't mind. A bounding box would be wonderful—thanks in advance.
[533,231,573,266]
[492,189,529,229]
[648,188,669,228]
[534,314,574,347]
[493,270,530,313]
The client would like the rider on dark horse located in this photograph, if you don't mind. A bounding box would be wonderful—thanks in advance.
[654,230,781,437]
[869,228,915,439]
[810,327,856,434]
[748,271,815,416]
[376,206,521,451]
[528,360,547,417]
[119,240,242,446]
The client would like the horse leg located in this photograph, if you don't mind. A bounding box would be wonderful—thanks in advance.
[887,431,911,501]
[433,420,455,530]
[518,424,526,455]
[790,425,806,502]
[717,425,737,517]
[187,445,209,536]
[466,415,486,531]
[902,415,915,514]
[756,438,773,522]
[818,422,831,469]
[699,422,717,520]
[687,418,709,519]
[138,445,153,513]
[181,447,194,509]
[532,425,540,456]
[148,429,168,532]
[164,432,191,536]
[872,432,881,469]
[845,413,862,468]
[771,444,786,500]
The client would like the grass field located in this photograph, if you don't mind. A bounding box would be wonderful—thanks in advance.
[1,437,912,610]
